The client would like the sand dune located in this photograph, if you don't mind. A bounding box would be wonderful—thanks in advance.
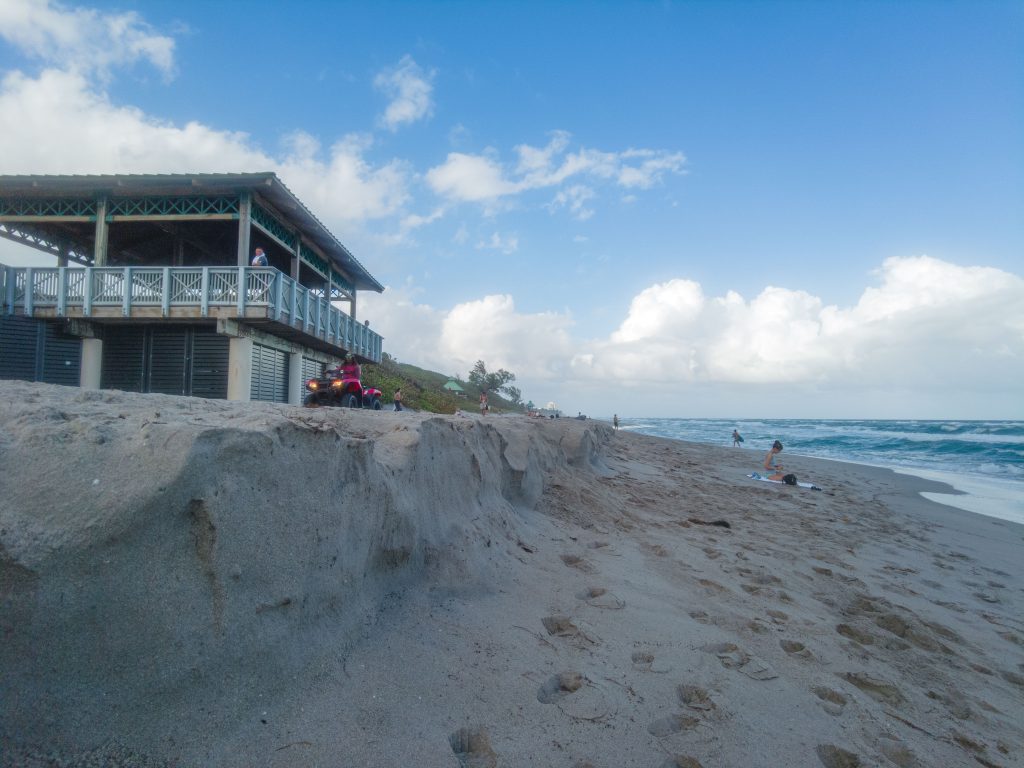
[1,381,1021,767]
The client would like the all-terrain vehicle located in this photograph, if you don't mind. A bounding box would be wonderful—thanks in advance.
[304,367,383,409]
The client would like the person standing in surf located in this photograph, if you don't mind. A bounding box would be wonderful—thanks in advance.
[732,429,743,446]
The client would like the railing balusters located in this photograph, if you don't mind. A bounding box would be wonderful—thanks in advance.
[0,264,382,362]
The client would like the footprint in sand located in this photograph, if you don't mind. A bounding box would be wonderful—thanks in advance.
[541,615,600,648]
[836,623,877,646]
[561,554,594,573]
[842,672,904,706]
[702,642,778,680]
[449,727,498,768]
[816,744,861,768]
[677,684,715,711]
[631,651,672,673]
[812,686,847,716]
[575,586,626,609]
[780,639,812,659]
[647,714,700,737]
[877,736,921,768]
[537,672,614,720]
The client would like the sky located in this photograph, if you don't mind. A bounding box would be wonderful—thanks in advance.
[0,0,1021,419]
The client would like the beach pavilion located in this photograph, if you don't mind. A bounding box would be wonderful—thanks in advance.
[0,173,384,403]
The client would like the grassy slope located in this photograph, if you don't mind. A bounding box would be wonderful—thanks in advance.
[360,358,520,414]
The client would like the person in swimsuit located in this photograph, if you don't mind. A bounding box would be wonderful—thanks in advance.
[763,440,785,480]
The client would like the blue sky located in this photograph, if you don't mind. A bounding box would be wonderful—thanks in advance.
[1,0,1021,417]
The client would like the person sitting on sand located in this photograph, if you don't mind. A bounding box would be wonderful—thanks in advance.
[763,440,785,480]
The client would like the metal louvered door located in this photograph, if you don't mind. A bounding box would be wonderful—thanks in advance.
[301,356,322,382]
[0,317,82,385]
[148,328,188,395]
[40,322,82,386]
[190,329,229,399]
[101,326,146,392]
[0,316,42,381]
[250,343,289,402]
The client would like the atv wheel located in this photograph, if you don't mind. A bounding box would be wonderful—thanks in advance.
[369,396,382,411]
[343,392,361,408]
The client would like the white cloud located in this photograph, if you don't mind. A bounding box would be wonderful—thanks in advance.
[374,55,435,132]
[476,232,518,255]
[0,68,410,227]
[425,152,520,202]
[425,131,685,208]
[0,0,175,80]
[361,256,1024,417]
[548,184,595,221]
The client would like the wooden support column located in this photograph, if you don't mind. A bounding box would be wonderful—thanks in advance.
[173,234,184,266]
[236,192,251,266]
[350,294,357,321]
[93,195,109,266]
[291,237,301,280]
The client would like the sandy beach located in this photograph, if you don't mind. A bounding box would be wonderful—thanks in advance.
[1,381,1021,767]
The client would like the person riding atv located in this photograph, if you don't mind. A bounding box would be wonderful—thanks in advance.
[303,354,383,409]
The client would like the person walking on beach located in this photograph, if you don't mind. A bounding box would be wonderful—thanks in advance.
[393,388,403,412]
[479,390,488,416]
[732,429,743,447]
[763,440,785,480]
[613,414,620,431]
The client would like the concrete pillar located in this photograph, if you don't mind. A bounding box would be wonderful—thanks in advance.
[227,336,253,401]
[80,338,103,389]
[288,351,304,406]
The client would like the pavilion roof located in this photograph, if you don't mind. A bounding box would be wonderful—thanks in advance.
[0,172,384,292]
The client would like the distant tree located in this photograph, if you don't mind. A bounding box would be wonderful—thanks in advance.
[504,385,522,406]
[467,360,518,399]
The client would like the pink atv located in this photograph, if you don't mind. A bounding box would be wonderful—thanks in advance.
[303,368,383,409]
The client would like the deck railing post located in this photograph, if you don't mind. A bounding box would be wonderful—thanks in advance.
[24,268,34,317]
[274,271,283,321]
[57,267,67,316]
[200,267,210,317]
[162,267,171,317]
[237,266,246,315]
[122,267,131,317]
[83,267,92,317]
[291,280,298,327]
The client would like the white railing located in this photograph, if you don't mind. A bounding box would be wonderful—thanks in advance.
[0,264,383,362]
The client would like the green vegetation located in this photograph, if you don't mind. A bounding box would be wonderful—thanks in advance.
[360,354,523,414]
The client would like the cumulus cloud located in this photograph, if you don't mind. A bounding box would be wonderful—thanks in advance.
[374,55,435,132]
[362,257,1023,415]
[358,288,575,379]
[575,256,1024,391]
[424,152,520,202]
[425,130,685,209]
[0,69,409,226]
[0,0,175,80]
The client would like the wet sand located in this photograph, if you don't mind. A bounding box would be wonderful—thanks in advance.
[1,382,1021,767]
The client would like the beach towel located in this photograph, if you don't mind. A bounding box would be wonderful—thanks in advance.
[748,472,822,491]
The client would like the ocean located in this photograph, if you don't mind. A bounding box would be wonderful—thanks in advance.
[615,418,1024,525]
